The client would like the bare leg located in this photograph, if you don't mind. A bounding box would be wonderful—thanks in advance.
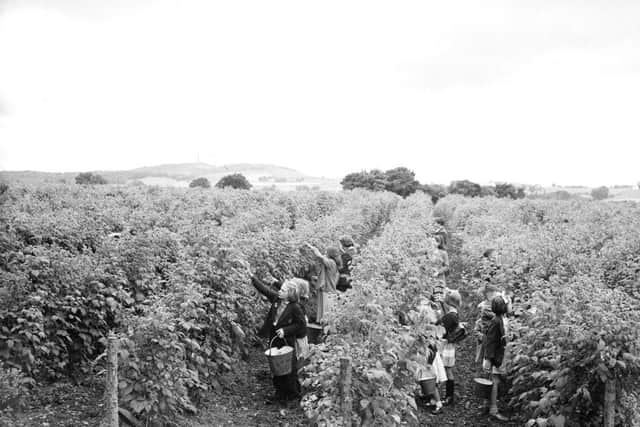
[489,374,508,420]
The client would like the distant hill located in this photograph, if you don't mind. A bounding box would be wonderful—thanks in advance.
[0,163,341,191]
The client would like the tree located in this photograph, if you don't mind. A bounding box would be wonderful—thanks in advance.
[189,177,211,188]
[75,172,107,185]
[591,186,609,200]
[480,185,497,197]
[215,173,252,190]
[384,167,420,197]
[448,180,481,197]
[495,183,525,199]
[420,184,447,204]
[340,170,387,192]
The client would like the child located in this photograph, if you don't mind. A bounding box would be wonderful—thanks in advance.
[251,275,307,403]
[474,284,500,364]
[337,236,356,292]
[304,242,341,322]
[483,295,510,421]
[293,278,311,361]
[435,289,462,406]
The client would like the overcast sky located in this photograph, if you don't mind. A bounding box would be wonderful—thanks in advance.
[1,0,639,186]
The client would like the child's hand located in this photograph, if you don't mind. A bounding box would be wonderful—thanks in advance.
[482,359,491,372]
[276,328,285,339]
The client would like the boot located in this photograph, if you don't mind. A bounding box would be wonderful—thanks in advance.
[443,380,455,406]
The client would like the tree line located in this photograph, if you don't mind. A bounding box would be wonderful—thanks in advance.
[340,167,526,202]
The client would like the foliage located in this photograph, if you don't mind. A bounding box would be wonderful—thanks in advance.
[591,186,609,200]
[341,169,388,192]
[301,194,443,426]
[0,363,34,410]
[215,173,252,190]
[383,167,420,198]
[495,183,525,199]
[75,172,107,185]
[341,167,420,198]
[419,184,448,204]
[439,195,640,426]
[0,184,398,425]
[448,180,481,197]
[189,177,211,189]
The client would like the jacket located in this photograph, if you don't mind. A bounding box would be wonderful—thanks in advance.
[483,315,506,367]
[251,276,307,345]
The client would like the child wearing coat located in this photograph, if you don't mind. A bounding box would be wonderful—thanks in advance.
[474,284,500,364]
[413,299,446,414]
[435,289,463,406]
[304,242,341,322]
[251,275,307,403]
[483,295,510,421]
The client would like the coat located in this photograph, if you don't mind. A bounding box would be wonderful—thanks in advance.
[251,276,307,346]
[483,315,506,367]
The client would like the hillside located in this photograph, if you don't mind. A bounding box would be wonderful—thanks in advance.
[0,163,341,190]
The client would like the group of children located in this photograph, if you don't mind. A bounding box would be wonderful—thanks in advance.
[413,281,513,420]
[246,236,357,405]
[246,227,514,420]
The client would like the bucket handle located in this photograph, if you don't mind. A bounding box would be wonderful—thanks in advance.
[268,336,278,356]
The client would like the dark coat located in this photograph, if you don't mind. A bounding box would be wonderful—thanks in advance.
[436,310,461,343]
[251,276,307,346]
[483,315,506,367]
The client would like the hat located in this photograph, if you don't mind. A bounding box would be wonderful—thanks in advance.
[339,236,355,247]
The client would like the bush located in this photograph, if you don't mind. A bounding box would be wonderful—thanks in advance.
[215,174,251,190]
[189,177,211,189]
[0,363,34,410]
[591,186,609,200]
[75,172,107,185]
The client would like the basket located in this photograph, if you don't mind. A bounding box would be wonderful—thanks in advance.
[265,337,294,376]
[307,323,323,344]
[473,377,493,400]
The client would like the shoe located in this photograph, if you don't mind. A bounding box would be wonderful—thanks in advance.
[431,405,443,414]
[490,412,509,421]
[443,396,455,406]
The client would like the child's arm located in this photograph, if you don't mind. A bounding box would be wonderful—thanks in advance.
[250,275,279,302]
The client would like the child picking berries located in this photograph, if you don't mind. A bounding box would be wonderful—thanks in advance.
[483,295,510,421]
[435,289,465,406]
[250,274,307,403]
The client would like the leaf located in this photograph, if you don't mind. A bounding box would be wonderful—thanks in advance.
[549,414,565,427]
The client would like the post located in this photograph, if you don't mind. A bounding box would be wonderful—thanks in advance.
[604,379,616,427]
[100,332,119,427]
[339,357,352,426]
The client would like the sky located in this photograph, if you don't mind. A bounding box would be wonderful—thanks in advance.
[0,0,639,187]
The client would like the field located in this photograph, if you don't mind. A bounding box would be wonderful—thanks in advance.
[1,184,640,426]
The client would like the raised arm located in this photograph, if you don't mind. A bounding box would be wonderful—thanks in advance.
[250,275,279,302]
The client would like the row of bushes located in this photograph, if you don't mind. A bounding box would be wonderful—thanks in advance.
[0,184,399,424]
[435,195,640,426]
[301,193,443,425]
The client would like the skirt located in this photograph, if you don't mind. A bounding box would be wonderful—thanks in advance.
[416,352,448,384]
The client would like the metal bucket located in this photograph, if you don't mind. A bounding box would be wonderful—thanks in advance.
[418,377,437,396]
[307,323,323,344]
[474,377,493,400]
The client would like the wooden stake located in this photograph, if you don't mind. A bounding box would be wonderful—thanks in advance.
[604,379,616,427]
[100,332,119,427]
[339,357,352,426]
